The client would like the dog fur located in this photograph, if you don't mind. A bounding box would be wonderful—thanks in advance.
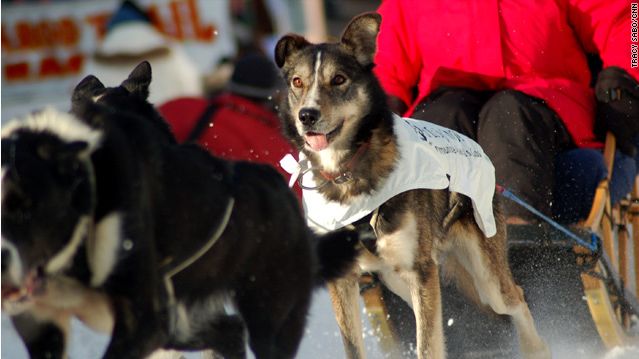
[275,13,550,359]
[1,62,359,359]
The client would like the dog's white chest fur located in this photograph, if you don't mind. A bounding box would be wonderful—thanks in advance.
[317,148,349,174]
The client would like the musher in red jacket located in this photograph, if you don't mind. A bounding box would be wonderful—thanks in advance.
[374,0,639,223]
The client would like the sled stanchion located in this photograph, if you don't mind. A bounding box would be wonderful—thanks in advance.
[496,185,600,252]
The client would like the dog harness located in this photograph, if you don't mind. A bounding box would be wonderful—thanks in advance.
[282,114,497,237]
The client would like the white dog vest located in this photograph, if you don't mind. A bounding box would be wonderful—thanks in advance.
[281,114,497,237]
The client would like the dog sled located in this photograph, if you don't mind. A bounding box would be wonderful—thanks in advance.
[359,131,639,358]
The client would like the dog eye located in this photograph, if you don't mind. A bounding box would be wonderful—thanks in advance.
[292,77,303,88]
[331,75,346,86]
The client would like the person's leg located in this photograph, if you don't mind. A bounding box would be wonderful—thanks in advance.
[478,90,573,223]
[553,149,608,223]
[410,87,491,139]
[553,148,635,224]
[610,152,638,204]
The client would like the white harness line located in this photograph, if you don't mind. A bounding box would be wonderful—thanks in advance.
[49,154,97,276]
[163,197,235,334]
[165,197,235,280]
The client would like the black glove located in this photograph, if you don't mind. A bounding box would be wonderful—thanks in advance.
[594,67,639,156]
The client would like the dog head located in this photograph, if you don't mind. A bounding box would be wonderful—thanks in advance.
[275,13,384,156]
[1,108,101,312]
[72,60,151,115]
[71,61,175,143]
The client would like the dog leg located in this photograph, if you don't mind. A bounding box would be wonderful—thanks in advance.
[102,296,166,359]
[328,271,365,359]
[403,263,445,359]
[102,260,170,359]
[506,292,551,359]
[377,266,412,308]
[99,226,171,359]
[11,310,71,359]
[272,299,311,359]
[455,237,550,359]
[196,315,246,359]
[167,312,246,359]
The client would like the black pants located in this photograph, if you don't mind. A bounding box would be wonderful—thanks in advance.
[411,88,574,220]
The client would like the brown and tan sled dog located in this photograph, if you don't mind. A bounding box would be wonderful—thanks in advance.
[274,13,551,359]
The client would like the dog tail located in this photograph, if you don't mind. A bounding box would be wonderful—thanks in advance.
[314,228,360,286]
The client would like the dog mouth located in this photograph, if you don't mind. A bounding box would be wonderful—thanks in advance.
[1,266,46,303]
[304,121,344,151]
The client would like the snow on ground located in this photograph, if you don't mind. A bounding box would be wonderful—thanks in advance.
[3,289,639,358]
[602,346,639,359]
[1,290,389,359]
[3,289,639,359]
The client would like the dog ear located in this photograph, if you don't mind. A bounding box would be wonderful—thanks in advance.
[121,61,152,99]
[275,34,310,68]
[72,75,105,104]
[71,75,105,120]
[340,12,382,67]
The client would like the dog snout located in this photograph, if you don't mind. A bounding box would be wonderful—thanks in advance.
[298,108,320,126]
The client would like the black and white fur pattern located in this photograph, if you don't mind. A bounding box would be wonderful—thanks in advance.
[1,62,360,359]
[275,13,551,359]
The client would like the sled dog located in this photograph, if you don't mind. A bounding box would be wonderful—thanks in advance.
[275,13,550,359]
[1,62,359,359]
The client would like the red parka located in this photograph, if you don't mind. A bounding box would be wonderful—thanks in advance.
[374,0,639,148]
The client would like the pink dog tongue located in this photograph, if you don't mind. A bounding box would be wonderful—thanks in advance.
[305,133,328,151]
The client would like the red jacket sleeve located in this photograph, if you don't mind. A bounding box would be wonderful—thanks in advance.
[568,0,639,81]
[374,0,423,108]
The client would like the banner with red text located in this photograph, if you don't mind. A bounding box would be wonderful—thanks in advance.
[1,0,235,120]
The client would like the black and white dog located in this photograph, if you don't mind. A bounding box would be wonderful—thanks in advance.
[1,62,359,359]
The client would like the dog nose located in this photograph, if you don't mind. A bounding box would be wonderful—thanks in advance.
[1,248,10,273]
[298,108,320,126]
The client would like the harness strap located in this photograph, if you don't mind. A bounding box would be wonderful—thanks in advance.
[165,197,235,280]
[185,102,220,143]
[164,197,235,334]
[80,154,98,284]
